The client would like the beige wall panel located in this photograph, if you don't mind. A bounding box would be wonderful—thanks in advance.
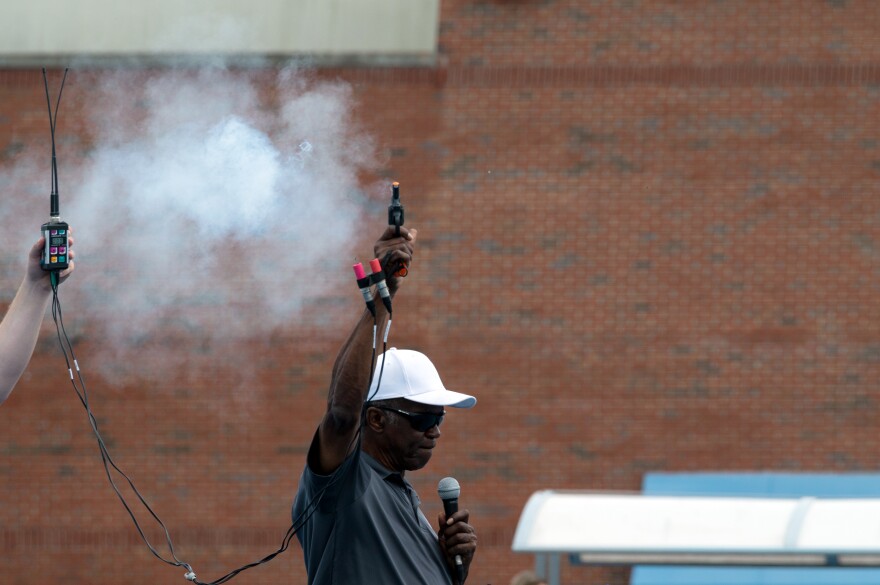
[0,0,438,62]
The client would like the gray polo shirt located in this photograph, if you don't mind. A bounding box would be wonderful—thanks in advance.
[293,442,452,584]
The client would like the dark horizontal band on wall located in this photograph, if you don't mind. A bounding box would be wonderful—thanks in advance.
[1,525,518,551]
[1,527,283,550]
[328,63,880,88]
[4,62,880,89]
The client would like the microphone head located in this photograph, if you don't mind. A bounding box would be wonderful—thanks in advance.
[438,476,461,500]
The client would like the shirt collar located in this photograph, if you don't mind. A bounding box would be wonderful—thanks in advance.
[362,451,411,487]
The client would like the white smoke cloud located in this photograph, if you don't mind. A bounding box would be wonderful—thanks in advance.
[1,65,379,386]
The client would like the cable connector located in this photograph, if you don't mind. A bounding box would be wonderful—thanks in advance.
[184,571,197,581]
[369,258,392,313]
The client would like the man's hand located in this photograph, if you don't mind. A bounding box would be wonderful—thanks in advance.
[373,226,416,296]
[437,509,477,585]
[25,231,76,291]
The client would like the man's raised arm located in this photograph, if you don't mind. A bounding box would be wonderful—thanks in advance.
[310,226,417,475]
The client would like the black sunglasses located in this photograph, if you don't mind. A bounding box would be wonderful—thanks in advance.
[373,406,445,432]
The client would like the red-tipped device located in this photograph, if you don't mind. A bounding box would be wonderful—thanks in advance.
[353,262,376,315]
[369,258,392,313]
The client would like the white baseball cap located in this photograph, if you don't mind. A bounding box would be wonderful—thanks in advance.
[367,348,476,408]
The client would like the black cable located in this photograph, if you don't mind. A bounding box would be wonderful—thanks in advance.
[52,285,391,583]
[193,310,389,585]
[50,281,195,574]
[41,68,68,212]
[366,312,390,405]
[50,68,68,196]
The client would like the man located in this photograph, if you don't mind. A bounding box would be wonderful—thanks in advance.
[293,225,478,584]
[0,234,75,404]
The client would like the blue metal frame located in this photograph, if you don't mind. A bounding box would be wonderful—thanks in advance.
[627,472,880,585]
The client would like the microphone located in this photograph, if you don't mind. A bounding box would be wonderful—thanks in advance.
[438,477,465,585]
[369,258,392,313]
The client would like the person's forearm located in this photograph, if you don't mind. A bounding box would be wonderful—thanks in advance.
[0,277,52,403]
[313,303,390,473]
[327,303,390,417]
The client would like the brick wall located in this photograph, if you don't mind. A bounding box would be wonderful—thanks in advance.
[2,2,880,584]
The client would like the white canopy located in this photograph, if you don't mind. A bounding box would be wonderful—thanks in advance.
[512,491,880,584]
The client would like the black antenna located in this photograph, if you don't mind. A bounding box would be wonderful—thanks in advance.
[41,67,69,218]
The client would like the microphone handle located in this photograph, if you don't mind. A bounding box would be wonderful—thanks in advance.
[442,498,466,584]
